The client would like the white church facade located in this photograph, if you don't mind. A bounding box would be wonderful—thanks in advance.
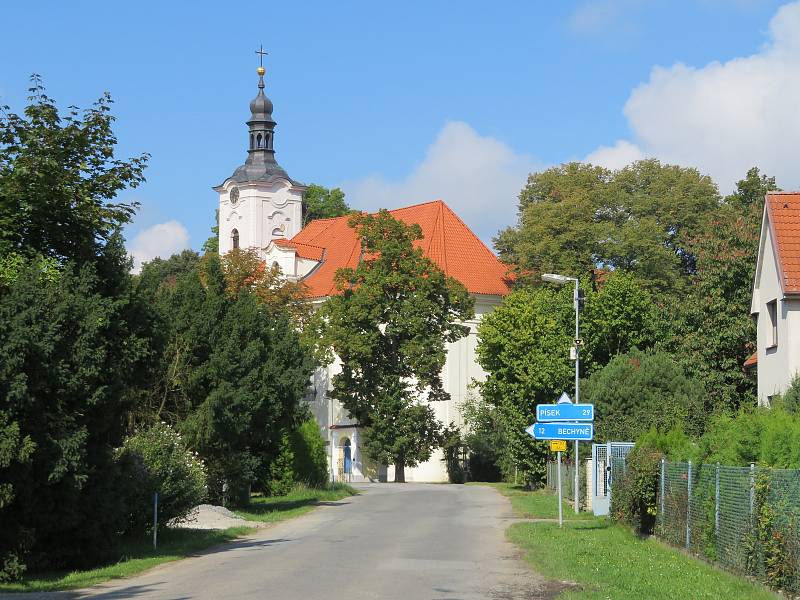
[215,62,512,482]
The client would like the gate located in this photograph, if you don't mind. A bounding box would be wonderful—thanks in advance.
[592,441,634,516]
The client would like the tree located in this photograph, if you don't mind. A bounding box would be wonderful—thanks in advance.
[582,271,663,369]
[303,184,351,225]
[495,159,721,294]
[0,80,154,578]
[476,286,575,484]
[676,167,777,412]
[0,76,148,265]
[202,210,220,254]
[582,349,706,442]
[145,255,314,504]
[318,211,474,482]
[0,247,156,575]
[219,248,310,326]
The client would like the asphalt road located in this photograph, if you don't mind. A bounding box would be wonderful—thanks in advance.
[21,484,555,600]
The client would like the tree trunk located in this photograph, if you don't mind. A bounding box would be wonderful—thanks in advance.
[394,462,406,483]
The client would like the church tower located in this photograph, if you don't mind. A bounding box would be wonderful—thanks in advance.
[214,50,306,257]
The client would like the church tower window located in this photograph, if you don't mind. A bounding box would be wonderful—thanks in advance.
[231,228,240,250]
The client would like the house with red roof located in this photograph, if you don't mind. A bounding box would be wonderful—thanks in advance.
[216,66,512,482]
[751,192,800,404]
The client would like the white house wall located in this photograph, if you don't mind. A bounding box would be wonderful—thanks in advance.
[756,222,793,404]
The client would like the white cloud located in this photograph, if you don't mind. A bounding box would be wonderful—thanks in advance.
[128,220,190,274]
[584,139,646,170]
[343,122,540,243]
[585,1,800,191]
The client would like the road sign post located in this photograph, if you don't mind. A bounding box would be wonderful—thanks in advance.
[556,451,563,527]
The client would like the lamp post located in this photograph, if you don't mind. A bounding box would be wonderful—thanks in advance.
[542,273,581,514]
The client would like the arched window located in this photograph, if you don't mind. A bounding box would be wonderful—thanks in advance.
[265,133,271,149]
[256,133,263,148]
[250,134,254,149]
[231,228,239,250]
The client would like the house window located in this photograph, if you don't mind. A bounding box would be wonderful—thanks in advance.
[767,299,778,348]
[231,228,240,250]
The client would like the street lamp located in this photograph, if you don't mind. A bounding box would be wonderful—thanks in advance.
[542,273,582,514]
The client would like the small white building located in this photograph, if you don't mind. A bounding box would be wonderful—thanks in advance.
[215,65,512,482]
[750,192,800,404]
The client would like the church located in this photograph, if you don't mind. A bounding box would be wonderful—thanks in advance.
[214,61,512,482]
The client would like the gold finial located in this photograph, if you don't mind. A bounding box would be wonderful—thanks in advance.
[257,66,265,76]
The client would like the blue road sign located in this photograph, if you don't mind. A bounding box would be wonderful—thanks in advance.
[536,403,594,422]
[526,422,594,441]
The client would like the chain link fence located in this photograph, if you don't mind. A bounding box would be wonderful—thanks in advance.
[546,455,587,510]
[614,457,800,593]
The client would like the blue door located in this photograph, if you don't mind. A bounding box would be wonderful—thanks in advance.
[343,441,352,474]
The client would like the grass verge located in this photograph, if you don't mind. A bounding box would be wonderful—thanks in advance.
[0,526,254,593]
[233,482,357,523]
[1,483,357,593]
[508,513,777,599]
[471,482,593,520]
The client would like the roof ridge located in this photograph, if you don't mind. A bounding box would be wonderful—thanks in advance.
[437,199,505,263]
[437,200,448,275]
[387,199,445,213]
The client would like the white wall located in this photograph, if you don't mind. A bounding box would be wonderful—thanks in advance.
[217,178,304,257]
[755,222,796,404]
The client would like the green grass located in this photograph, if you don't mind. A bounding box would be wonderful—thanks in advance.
[472,482,593,520]
[507,512,778,599]
[233,482,357,523]
[0,526,254,593]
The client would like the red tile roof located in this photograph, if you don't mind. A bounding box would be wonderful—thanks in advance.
[289,200,513,298]
[767,192,800,293]
[743,352,757,370]
[272,238,325,261]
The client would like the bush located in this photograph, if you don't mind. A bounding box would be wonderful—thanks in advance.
[459,392,506,482]
[290,420,328,488]
[610,444,663,534]
[583,349,706,442]
[442,424,466,484]
[264,431,295,497]
[699,407,800,468]
[120,423,206,531]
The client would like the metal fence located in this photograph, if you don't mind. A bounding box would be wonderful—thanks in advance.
[546,456,586,510]
[615,458,800,593]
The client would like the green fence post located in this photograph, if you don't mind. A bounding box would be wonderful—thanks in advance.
[686,461,692,550]
[715,463,720,555]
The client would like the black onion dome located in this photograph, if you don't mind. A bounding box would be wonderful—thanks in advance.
[249,88,274,123]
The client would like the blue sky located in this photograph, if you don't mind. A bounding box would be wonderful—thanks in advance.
[1,0,797,265]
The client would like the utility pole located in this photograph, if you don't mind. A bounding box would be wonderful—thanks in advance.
[573,278,581,514]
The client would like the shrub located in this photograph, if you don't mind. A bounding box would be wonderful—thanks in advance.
[264,431,295,497]
[610,444,663,534]
[442,424,466,484]
[290,420,328,488]
[120,423,206,531]
[699,407,800,468]
[583,349,706,442]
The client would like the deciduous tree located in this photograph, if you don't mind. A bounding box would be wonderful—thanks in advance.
[318,211,474,482]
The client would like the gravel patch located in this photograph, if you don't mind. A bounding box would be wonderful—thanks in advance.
[170,504,260,530]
